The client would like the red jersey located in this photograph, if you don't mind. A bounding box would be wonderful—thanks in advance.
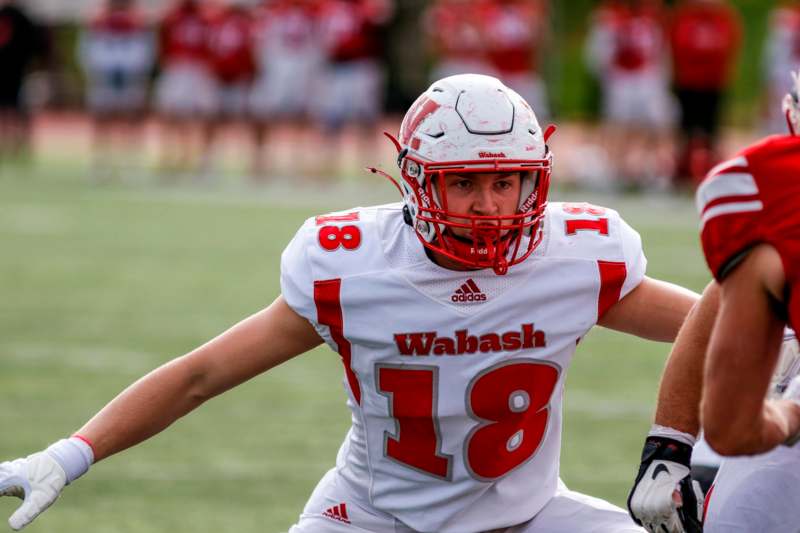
[317,0,390,62]
[159,1,211,67]
[696,135,800,331]
[424,0,483,61]
[252,0,318,54]
[207,6,255,82]
[670,1,741,90]
[89,6,146,33]
[610,4,665,72]
[477,0,546,74]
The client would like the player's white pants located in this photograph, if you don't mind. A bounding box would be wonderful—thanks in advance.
[155,63,217,118]
[602,70,675,128]
[704,443,800,533]
[288,468,644,533]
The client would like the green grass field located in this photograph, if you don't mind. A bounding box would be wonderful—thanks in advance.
[0,159,711,532]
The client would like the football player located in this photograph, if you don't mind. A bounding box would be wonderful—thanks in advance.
[423,0,493,81]
[478,0,550,119]
[78,0,155,179]
[154,0,216,173]
[0,75,698,532]
[249,0,322,177]
[585,0,674,188]
[311,0,392,178]
[627,72,800,533]
[203,0,256,175]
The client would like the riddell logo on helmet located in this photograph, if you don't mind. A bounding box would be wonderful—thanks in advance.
[479,151,507,158]
[520,191,538,211]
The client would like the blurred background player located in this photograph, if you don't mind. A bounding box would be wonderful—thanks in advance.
[478,0,550,120]
[585,0,673,189]
[155,0,216,175]
[424,0,492,81]
[250,0,321,179]
[203,0,255,178]
[78,0,155,181]
[762,1,800,134]
[670,0,741,185]
[0,0,45,163]
[312,0,392,179]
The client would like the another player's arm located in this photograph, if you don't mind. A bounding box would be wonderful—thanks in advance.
[597,276,700,342]
[79,295,323,461]
[653,281,719,436]
[627,282,718,533]
[702,244,800,455]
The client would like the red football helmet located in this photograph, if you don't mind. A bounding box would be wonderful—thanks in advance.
[381,74,553,275]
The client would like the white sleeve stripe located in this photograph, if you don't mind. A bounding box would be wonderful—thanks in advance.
[700,200,764,229]
[695,172,759,213]
[706,156,748,177]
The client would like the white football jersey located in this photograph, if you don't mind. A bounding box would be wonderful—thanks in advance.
[280,202,646,532]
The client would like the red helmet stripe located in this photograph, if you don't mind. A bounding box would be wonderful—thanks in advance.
[399,97,441,146]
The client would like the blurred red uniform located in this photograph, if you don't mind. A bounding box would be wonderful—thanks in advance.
[671,1,740,93]
[159,0,210,68]
[586,0,671,127]
[156,0,216,117]
[314,0,391,130]
[250,0,321,120]
[477,0,549,116]
[424,0,491,80]
[670,0,741,182]
[207,3,255,117]
[79,2,154,116]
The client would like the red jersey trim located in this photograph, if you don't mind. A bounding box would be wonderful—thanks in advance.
[597,261,627,319]
[699,193,761,216]
[314,279,362,405]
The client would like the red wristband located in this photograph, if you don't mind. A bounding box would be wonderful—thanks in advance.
[71,433,97,458]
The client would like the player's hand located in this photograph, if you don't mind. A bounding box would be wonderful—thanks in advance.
[0,437,93,531]
[782,374,800,446]
[0,452,66,530]
[627,436,704,533]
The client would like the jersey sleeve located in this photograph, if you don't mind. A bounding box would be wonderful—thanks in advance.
[280,218,317,322]
[617,215,647,299]
[695,154,763,280]
[544,202,647,319]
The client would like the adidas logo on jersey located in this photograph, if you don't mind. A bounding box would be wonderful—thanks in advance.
[322,502,351,524]
[451,279,487,303]
[394,324,546,356]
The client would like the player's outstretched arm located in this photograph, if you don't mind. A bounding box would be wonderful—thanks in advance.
[627,281,719,533]
[598,276,700,342]
[702,244,800,455]
[0,295,322,530]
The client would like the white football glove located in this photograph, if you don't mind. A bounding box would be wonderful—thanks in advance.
[768,329,800,399]
[628,436,704,533]
[0,438,93,531]
[782,373,800,447]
